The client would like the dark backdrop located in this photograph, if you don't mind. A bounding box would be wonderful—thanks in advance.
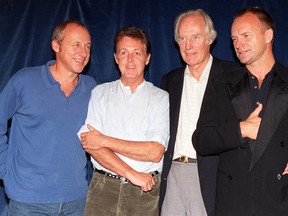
[1,0,288,91]
[1,0,288,210]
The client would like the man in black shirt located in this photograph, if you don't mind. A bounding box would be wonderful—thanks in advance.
[193,7,288,216]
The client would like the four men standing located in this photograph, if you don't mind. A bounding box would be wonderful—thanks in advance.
[0,5,286,216]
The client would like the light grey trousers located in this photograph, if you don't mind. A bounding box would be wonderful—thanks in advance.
[161,161,207,216]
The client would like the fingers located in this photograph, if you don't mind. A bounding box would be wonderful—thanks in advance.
[80,132,88,147]
[80,132,87,146]
[140,175,156,192]
[80,137,86,147]
[80,124,96,146]
[79,130,86,138]
[141,184,154,191]
[250,102,263,118]
[240,103,263,139]
[129,171,157,192]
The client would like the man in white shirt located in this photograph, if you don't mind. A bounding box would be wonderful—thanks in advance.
[78,26,169,216]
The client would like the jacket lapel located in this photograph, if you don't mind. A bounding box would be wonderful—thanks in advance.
[170,70,184,140]
[250,71,288,170]
[227,70,252,122]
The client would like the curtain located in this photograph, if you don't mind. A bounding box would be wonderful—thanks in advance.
[1,0,288,209]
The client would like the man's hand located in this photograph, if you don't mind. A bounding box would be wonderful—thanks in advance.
[240,103,263,140]
[127,171,156,192]
[80,124,104,150]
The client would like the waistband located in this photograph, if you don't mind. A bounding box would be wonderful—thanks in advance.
[94,169,160,184]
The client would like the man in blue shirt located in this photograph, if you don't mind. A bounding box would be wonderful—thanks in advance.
[0,20,96,216]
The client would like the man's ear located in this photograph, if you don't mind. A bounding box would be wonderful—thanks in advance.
[145,53,151,65]
[52,40,60,53]
[265,29,273,44]
[114,53,119,64]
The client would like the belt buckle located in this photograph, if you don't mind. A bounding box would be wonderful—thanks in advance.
[180,156,189,163]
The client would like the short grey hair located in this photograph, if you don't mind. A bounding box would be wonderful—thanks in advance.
[174,9,217,43]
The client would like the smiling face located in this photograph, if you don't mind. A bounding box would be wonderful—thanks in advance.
[52,23,91,75]
[231,12,272,66]
[114,36,151,87]
[177,14,212,72]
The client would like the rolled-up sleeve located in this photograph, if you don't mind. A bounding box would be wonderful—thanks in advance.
[146,91,170,150]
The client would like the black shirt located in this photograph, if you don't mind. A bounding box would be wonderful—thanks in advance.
[247,66,275,117]
[240,65,275,151]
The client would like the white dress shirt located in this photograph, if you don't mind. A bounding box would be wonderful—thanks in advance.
[78,79,170,174]
[173,55,212,159]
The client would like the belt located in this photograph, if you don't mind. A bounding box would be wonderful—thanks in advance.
[94,169,160,184]
[173,156,197,163]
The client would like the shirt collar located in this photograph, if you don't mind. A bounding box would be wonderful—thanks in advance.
[246,63,276,81]
[42,60,86,93]
[119,79,145,92]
